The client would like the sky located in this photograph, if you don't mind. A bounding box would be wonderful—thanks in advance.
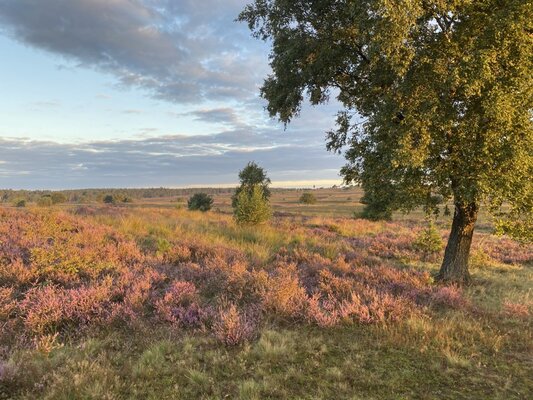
[0,0,345,189]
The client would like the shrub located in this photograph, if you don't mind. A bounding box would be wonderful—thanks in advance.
[103,195,115,204]
[13,198,26,208]
[212,304,257,346]
[430,286,468,309]
[413,221,443,260]
[262,266,306,317]
[358,189,393,220]
[139,236,171,257]
[0,287,15,321]
[234,185,271,225]
[187,193,213,212]
[20,286,68,335]
[299,192,317,204]
[0,360,17,386]
[154,281,212,328]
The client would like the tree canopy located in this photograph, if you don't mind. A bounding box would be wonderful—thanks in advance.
[239,0,532,282]
[232,162,272,208]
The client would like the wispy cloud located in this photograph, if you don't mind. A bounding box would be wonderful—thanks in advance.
[0,132,343,189]
[186,108,247,128]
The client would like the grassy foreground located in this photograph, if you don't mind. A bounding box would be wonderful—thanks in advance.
[0,194,531,399]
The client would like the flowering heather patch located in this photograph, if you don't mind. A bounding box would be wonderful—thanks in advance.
[0,287,15,321]
[348,229,442,263]
[154,281,212,328]
[261,264,307,317]
[473,235,533,265]
[0,208,143,285]
[1,206,529,353]
[213,304,258,346]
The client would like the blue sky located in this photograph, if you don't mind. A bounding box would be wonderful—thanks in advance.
[0,0,344,189]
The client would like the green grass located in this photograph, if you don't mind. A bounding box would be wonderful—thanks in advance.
[7,308,531,400]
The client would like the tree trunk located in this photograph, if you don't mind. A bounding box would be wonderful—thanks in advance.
[437,202,479,284]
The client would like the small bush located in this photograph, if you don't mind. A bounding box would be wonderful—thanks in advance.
[413,221,443,260]
[0,360,17,386]
[187,193,213,212]
[139,236,171,257]
[234,185,271,225]
[299,192,317,204]
[13,198,26,208]
[358,190,393,220]
[103,195,115,204]
[213,304,257,346]
[155,281,209,328]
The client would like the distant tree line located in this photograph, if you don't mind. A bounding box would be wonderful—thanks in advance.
[0,186,321,206]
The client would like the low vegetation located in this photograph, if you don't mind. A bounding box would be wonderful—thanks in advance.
[0,197,531,399]
[12,198,26,208]
[299,192,317,205]
[233,185,271,225]
[187,193,214,212]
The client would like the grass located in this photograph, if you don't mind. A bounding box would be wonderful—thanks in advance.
[0,190,531,399]
[5,318,531,399]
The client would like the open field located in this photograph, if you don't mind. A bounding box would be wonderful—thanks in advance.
[1,190,532,399]
[122,188,367,218]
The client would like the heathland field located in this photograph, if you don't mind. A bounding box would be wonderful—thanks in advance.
[1,188,532,399]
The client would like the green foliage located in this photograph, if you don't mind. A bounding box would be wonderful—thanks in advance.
[232,162,271,208]
[358,189,393,221]
[234,185,272,225]
[187,193,214,212]
[103,195,115,204]
[414,221,444,260]
[239,0,532,226]
[299,192,317,205]
[13,198,26,208]
[139,236,172,256]
[239,0,533,282]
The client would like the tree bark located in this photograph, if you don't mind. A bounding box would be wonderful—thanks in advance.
[437,202,479,284]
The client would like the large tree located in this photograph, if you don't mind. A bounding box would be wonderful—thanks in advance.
[239,0,532,283]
